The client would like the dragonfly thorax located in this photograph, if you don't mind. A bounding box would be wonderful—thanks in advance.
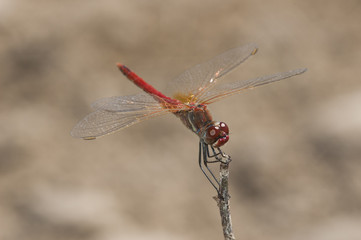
[175,104,229,148]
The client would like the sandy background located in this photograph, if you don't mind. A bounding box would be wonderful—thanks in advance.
[1,0,361,239]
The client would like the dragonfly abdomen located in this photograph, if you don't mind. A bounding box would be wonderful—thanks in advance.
[117,63,181,106]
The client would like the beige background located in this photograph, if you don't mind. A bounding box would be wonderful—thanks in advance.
[1,1,361,239]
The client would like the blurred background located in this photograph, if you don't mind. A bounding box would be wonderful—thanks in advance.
[1,0,361,239]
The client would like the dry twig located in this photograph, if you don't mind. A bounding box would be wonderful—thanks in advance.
[213,155,235,240]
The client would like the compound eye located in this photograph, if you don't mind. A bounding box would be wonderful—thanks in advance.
[206,125,220,139]
[219,122,229,134]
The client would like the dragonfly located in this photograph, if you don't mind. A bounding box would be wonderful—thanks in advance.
[71,43,307,192]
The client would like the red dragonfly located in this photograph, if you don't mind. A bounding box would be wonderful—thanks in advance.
[71,43,306,191]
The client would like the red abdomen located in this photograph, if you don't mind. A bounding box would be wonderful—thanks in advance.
[117,64,180,106]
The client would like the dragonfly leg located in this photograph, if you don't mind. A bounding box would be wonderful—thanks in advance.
[202,142,220,186]
[198,142,232,193]
[216,147,231,163]
[206,145,223,163]
[199,141,220,193]
[207,146,231,164]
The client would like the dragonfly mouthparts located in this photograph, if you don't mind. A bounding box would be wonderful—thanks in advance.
[213,135,229,148]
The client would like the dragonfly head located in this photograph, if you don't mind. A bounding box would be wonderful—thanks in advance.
[203,122,229,148]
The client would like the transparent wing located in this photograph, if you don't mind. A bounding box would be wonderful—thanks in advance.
[71,93,171,139]
[91,93,162,112]
[166,43,258,102]
[199,68,307,104]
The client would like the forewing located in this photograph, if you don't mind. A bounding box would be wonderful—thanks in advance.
[200,68,307,104]
[71,93,169,139]
[91,93,161,112]
[167,43,258,102]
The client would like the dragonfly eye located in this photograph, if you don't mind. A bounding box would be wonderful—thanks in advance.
[206,125,220,140]
[219,122,229,135]
[204,122,230,147]
[204,121,229,145]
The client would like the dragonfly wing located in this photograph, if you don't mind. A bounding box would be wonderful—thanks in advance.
[166,43,258,102]
[71,93,169,139]
[200,68,307,104]
[91,93,162,112]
